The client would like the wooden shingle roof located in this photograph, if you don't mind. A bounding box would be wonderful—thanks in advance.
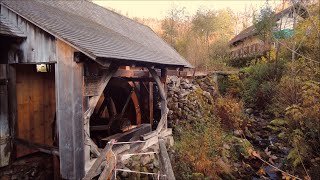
[0,0,192,67]
[0,14,25,37]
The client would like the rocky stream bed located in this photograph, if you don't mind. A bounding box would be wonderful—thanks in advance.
[165,75,293,180]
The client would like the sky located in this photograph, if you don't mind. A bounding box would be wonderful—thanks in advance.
[93,0,282,19]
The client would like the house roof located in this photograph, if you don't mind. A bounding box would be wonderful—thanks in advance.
[0,14,26,38]
[0,0,192,68]
[229,3,308,45]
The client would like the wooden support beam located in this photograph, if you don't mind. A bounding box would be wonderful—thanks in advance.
[8,65,17,163]
[149,82,153,126]
[56,41,85,179]
[124,77,155,82]
[159,139,175,180]
[14,138,59,156]
[160,68,168,82]
[0,65,10,167]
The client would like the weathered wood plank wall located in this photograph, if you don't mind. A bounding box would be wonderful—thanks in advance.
[0,64,10,167]
[55,40,85,179]
[15,64,56,157]
[0,6,56,63]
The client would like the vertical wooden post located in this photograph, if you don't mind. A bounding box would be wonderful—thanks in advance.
[148,67,168,131]
[161,68,168,129]
[55,41,84,179]
[149,82,153,126]
[0,64,10,167]
[7,65,17,163]
[159,138,176,180]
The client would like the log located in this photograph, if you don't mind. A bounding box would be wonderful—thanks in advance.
[159,139,175,180]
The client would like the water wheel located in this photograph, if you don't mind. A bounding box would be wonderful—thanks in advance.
[89,78,141,147]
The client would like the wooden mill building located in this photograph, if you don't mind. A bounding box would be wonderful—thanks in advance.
[229,3,308,61]
[0,0,191,179]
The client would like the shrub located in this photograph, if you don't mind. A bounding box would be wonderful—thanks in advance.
[284,81,320,169]
[241,61,284,110]
[173,88,226,179]
[215,97,247,130]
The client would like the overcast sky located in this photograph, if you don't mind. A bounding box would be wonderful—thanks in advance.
[93,0,282,19]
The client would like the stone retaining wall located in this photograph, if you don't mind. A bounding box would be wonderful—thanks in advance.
[167,75,218,126]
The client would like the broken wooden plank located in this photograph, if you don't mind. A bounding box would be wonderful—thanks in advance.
[159,138,175,180]
[14,138,59,156]
[142,135,158,151]
[141,131,157,140]
[98,160,114,180]
[112,144,130,155]
[160,128,172,137]
[83,142,113,180]
[102,124,151,142]
[98,150,115,180]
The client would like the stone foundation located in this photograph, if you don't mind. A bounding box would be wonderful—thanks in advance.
[167,75,217,126]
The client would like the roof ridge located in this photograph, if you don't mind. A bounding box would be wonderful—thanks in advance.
[85,1,152,31]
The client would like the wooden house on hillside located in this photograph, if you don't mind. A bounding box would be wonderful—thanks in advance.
[229,3,308,61]
[0,0,191,179]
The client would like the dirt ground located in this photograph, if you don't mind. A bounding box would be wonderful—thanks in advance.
[0,152,54,180]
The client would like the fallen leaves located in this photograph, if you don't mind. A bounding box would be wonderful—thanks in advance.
[247,148,262,159]
[265,147,278,164]
[257,168,266,176]
[282,172,294,180]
